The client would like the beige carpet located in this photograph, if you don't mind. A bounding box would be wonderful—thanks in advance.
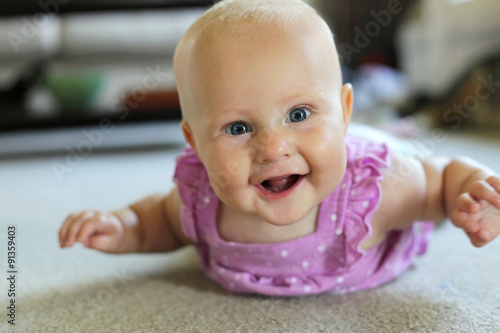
[1,124,500,333]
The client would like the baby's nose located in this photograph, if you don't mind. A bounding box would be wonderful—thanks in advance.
[255,128,293,163]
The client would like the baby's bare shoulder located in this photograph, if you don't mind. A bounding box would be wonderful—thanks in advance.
[371,154,428,237]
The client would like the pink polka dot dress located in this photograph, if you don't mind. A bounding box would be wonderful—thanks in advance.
[174,135,433,296]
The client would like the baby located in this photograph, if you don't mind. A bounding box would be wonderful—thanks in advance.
[58,0,500,296]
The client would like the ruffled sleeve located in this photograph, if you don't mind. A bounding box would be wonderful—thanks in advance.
[173,145,205,243]
[342,137,391,267]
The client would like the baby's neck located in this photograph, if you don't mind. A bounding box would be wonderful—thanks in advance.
[217,203,319,244]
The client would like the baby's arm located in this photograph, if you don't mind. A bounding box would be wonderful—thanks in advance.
[365,153,500,250]
[58,189,190,253]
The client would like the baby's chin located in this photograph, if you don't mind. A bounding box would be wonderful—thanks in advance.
[224,200,307,226]
[260,216,303,227]
[257,203,319,227]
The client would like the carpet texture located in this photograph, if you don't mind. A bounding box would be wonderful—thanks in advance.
[1,127,499,333]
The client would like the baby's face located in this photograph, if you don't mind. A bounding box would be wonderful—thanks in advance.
[182,20,352,226]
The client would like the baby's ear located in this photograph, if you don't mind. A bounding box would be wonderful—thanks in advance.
[181,121,198,153]
[341,83,353,134]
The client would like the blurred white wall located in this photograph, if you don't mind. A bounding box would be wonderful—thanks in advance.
[397,0,500,98]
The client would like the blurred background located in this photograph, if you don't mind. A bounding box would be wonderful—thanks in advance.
[2,3,499,330]
[0,0,499,154]
[316,0,500,137]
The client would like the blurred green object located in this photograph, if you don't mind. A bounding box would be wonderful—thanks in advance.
[45,71,104,111]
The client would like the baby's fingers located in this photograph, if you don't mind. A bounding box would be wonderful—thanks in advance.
[59,212,78,247]
[75,217,105,248]
[59,212,90,247]
[87,234,120,253]
[469,178,500,209]
[450,209,480,233]
[455,193,480,214]
[468,231,490,248]
[77,213,121,251]
[486,176,500,205]
[467,217,500,247]
[63,211,96,247]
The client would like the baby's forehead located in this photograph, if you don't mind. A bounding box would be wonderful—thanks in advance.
[187,2,327,51]
[174,0,341,119]
[193,14,334,68]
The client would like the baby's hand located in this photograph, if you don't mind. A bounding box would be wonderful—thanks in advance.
[58,211,124,252]
[450,176,500,247]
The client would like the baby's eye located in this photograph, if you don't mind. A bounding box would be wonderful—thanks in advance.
[225,122,252,135]
[286,108,311,123]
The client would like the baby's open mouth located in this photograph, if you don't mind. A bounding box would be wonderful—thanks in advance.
[261,175,300,193]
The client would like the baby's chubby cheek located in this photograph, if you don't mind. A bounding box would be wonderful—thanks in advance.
[310,141,346,190]
[206,159,248,193]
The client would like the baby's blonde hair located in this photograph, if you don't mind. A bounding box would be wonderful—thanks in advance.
[174,0,332,121]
